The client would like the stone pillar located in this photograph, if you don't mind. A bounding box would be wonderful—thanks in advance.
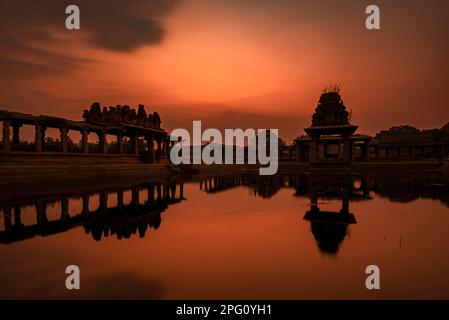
[117,134,123,154]
[323,142,328,159]
[36,200,47,227]
[296,143,301,161]
[362,176,369,197]
[169,184,176,200]
[165,140,170,157]
[363,141,370,161]
[310,189,319,213]
[117,191,124,210]
[341,187,350,215]
[156,183,162,200]
[61,198,69,222]
[3,206,12,232]
[132,188,139,209]
[2,119,11,152]
[165,184,170,199]
[147,135,155,162]
[81,129,89,154]
[343,136,352,162]
[148,184,155,202]
[131,134,139,155]
[60,127,68,153]
[157,140,162,162]
[99,192,108,214]
[309,137,318,162]
[12,124,20,149]
[34,124,43,152]
[156,184,162,199]
[99,131,107,154]
[14,205,22,227]
[337,142,343,160]
[82,194,89,217]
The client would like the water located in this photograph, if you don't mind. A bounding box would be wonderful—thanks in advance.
[1,172,449,299]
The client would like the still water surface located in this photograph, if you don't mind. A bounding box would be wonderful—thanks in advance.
[1,173,448,299]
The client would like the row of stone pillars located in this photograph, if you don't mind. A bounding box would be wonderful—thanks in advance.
[279,147,295,160]
[372,144,446,160]
[2,119,171,159]
[306,136,370,162]
[308,135,352,162]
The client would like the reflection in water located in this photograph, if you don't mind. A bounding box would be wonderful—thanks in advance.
[2,173,448,250]
[198,172,448,256]
[200,176,242,194]
[1,171,449,299]
[303,176,359,255]
[0,182,185,244]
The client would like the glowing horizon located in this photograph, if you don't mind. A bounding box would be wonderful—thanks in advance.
[1,0,448,141]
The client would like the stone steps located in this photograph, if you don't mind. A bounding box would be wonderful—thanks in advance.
[0,165,163,174]
[0,162,172,185]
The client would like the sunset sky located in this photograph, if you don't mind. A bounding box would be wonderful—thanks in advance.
[1,0,448,141]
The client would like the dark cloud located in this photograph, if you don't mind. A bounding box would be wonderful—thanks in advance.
[0,0,180,79]
[0,36,97,78]
[0,0,179,51]
[76,0,180,52]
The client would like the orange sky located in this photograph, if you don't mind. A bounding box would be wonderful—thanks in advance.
[1,0,448,141]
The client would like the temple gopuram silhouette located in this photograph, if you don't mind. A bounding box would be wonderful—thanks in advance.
[277,86,449,163]
[298,86,370,167]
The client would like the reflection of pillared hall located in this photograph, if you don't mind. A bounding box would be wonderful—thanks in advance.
[3,170,448,257]
[0,182,185,244]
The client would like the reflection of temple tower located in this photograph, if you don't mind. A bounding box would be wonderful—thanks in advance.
[310,221,349,254]
[303,175,357,255]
